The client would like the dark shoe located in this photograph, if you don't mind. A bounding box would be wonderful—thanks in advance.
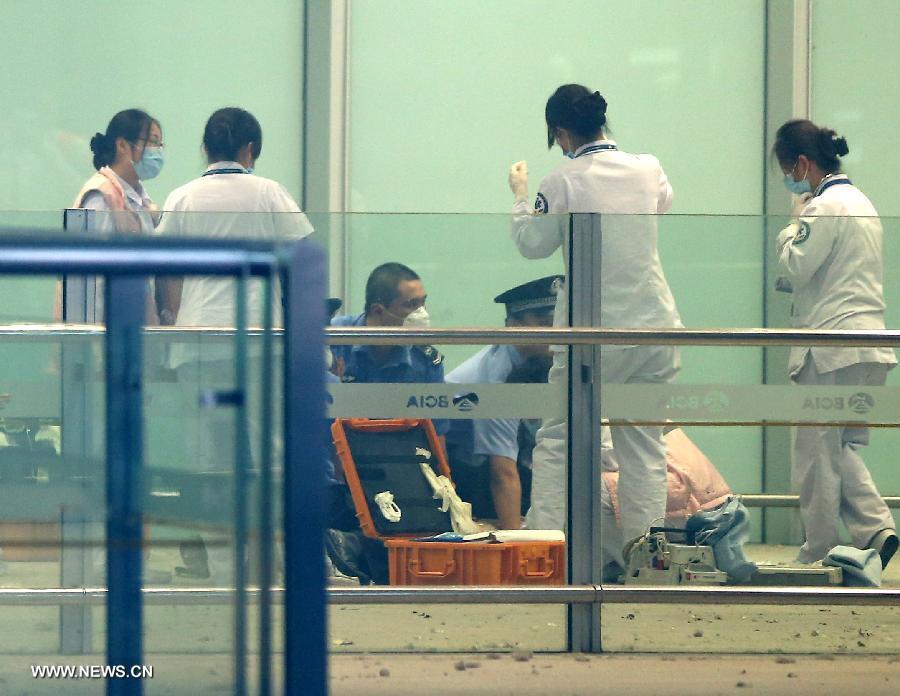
[324,529,371,585]
[176,538,210,579]
[867,529,899,570]
[174,565,210,580]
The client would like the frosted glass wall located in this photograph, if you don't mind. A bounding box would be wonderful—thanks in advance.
[812,0,900,507]
[0,0,305,320]
[345,0,767,505]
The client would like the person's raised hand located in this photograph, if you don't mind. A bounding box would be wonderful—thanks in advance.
[508,160,529,202]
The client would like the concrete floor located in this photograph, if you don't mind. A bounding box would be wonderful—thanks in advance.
[0,653,896,695]
[0,542,896,693]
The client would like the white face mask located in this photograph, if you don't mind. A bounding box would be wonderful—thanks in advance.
[325,347,334,371]
[402,306,431,328]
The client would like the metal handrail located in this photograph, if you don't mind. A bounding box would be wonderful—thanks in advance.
[1,585,898,607]
[741,494,900,508]
[4,324,900,347]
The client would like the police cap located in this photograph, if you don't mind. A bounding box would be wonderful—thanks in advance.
[493,275,564,316]
[327,297,343,318]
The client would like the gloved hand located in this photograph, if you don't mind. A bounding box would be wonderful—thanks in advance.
[508,160,529,202]
[791,192,813,218]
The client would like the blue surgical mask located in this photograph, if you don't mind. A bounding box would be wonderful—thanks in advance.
[783,162,811,195]
[246,166,255,175]
[564,150,575,159]
[133,146,164,180]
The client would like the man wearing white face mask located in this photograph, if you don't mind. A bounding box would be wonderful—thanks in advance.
[326,263,445,584]
[329,262,444,387]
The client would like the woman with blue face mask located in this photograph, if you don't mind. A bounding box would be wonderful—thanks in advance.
[64,109,165,323]
[773,119,897,570]
[74,109,164,233]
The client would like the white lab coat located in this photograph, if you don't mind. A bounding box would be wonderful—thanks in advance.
[157,161,314,368]
[512,140,681,338]
[156,162,312,583]
[776,175,896,561]
[776,174,896,377]
[511,141,681,560]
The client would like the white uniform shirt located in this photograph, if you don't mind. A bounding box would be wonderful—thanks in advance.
[81,171,156,320]
[511,140,682,340]
[81,170,156,234]
[157,162,314,367]
[776,174,896,376]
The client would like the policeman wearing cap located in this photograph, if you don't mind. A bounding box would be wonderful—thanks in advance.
[445,275,561,529]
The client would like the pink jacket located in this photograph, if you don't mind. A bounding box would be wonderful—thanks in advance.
[66,167,158,324]
[73,167,146,234]
[602,428,732,525]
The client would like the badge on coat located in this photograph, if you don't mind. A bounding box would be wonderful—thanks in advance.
[534,192,548,214]
[793,220,811,245]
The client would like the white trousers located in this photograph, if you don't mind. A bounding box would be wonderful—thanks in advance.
[525,345,680,568]
[793,358,895,562]
[176,357,281,582]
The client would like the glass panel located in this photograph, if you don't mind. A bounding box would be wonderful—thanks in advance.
[811,0,900,217]
[348,0,765,215]
[0,210,898,678]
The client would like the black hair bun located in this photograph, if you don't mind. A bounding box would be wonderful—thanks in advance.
[591,91,608,115]
[89,132,108,154]
[819,128,849,158]
[832,135,849,157]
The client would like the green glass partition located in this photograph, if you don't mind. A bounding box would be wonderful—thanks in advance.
[0,211,898,674]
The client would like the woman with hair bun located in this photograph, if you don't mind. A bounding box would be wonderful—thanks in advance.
[774,119,897,569]
[64,109,165,322]
[507,84,681,579]
[74,109,164,232]
[156,107,313,584]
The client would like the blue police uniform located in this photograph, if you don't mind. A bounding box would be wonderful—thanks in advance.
[444,275,561,520]
[330,312,445,385]
[446,344,523,462]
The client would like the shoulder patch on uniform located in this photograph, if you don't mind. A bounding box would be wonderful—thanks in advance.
[793,220,811,245]
[418,345,444,365]
[534,192,548,214]
[341,374,356,383]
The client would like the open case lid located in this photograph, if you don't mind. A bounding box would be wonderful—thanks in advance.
[332,418,455,539]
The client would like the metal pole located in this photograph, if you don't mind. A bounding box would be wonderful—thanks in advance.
[567,213,602,653]
[258,267,276,696]
[283,241,327,696]
[233,269,251,696]
[105,275,146,696]
[59,209,95,655]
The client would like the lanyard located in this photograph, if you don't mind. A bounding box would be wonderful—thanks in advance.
[576,143,618,158]
[202,168,247,176]
[815,175,852,196]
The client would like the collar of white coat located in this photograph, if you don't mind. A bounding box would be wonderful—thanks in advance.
[573,139,618,158]
[813,173,851,197]
[107,168,149,208]
[205,161,248,174]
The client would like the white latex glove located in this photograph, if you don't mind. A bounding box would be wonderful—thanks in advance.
[790,192,813,218]
[419,463,479,535]
[508,160,529,202]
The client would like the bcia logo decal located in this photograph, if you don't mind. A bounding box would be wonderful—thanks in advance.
[800,393,875,412]
[702,390,729,412]
[848,392,875,414]
[452,393,479,412]
[407,395,449,408]
[406,393,480,412]
[660,390,729,412]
